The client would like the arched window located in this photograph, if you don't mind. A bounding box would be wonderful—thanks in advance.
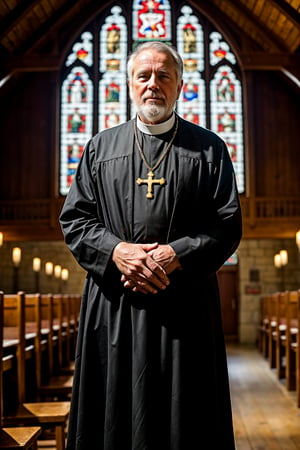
[59,1,245,195]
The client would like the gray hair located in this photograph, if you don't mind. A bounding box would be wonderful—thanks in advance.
[127,41,183,82]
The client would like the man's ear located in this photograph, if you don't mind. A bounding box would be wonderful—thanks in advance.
[176,79,183,100]
[127,80,133,99]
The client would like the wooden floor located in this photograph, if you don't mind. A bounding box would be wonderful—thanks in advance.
[228,344,300,450]
[37,344,300,449]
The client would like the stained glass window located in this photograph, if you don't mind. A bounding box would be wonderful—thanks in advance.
[176,5,205,127]
[59,1,245,194]
[210,65,244,191]
[132,0,171,41]
[60,66,93,195]
[99,6,128,132]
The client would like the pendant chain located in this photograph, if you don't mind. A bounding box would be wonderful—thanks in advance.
[134,116,179,172]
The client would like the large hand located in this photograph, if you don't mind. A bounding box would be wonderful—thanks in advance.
[112,242,170,294]
[148,244,182,275]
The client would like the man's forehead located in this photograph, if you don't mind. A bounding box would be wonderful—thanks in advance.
[134,50,171,66]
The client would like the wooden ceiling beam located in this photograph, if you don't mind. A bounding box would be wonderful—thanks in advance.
[16,0,81,54]
[269,0,300,30]
[190,0,284,54]
[227,0,289,52]
[2,54,60,72]
[16,0,108,55]
[0,0,40,40]
[240,52,300,88]
[2,50,298,74]
[240,52,300,70]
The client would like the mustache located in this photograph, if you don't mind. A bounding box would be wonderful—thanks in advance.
[143,94,165,101]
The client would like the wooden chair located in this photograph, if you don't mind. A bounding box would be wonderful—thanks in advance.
[0,291,42,450]
[2,292,70,450]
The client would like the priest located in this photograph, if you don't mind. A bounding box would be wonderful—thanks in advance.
[60,40,242,450]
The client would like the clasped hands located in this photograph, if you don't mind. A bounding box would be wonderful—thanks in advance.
[112,241,181,294]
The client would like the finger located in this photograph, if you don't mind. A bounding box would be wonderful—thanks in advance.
[140,242,159,252]
[123,277,157,294]
[121,261,168,290]
[145,257,170,286]
[132,285,152,294]
[133,279,158,294]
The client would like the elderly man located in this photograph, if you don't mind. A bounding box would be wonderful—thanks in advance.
[60,40,242,450]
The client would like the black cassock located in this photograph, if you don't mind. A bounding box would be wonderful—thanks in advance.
[60,115,242,450]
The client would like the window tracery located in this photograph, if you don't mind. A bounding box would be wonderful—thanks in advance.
[59,2,245,194]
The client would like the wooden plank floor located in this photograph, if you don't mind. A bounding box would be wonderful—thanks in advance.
[228,344,300,449]
[37,344,300,449]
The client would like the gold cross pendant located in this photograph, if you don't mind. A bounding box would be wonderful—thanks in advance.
[136,170,165,199]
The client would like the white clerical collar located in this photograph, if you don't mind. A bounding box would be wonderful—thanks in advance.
[136,113,175,135]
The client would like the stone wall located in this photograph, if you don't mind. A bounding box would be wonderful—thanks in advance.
[0,240,86,295]
[238,238,300,344]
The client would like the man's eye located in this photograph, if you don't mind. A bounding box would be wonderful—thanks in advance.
[160,73,170,80]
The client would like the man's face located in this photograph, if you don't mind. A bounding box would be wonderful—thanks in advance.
[128,49,183,124]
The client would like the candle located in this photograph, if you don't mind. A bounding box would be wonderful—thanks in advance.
[12,247,21,266]
[61,268,69,281]
[45,261,53,275]
[0,232,3,247]
[33,257,41,272]
[279,249,288,266]
[54,264,62,278]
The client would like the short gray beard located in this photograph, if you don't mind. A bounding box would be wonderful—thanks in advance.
[138,103,166,123]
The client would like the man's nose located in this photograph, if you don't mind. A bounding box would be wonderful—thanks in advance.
[148,73,159,89]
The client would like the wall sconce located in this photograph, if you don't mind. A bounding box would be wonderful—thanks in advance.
[54,265,62,278]
[274,253,281,268]
[279,249,288,266]
[296,230,300,252]
[33,257,41,272]
[61,268,69,281]
[12,247,22,267]
[274,249,288,291]
[54,265,62,292]
[12,247,21,292]
[274,250,288,268]
[33,257,41,292]
[45,261,54,276]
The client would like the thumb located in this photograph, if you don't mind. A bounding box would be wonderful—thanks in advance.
[139,242,159,253]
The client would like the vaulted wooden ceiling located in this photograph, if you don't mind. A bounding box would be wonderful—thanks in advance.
[0,0,299,88]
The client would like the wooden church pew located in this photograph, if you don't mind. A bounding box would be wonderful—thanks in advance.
[268,292,278,369]
[2,292,70,450]
[31,293,73,401]
[67,294,81,368]
[275,291,288,380]
[58,293,81,377]
[284,290,299,394]
[258,293,271,358]
[0,291,42,449]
